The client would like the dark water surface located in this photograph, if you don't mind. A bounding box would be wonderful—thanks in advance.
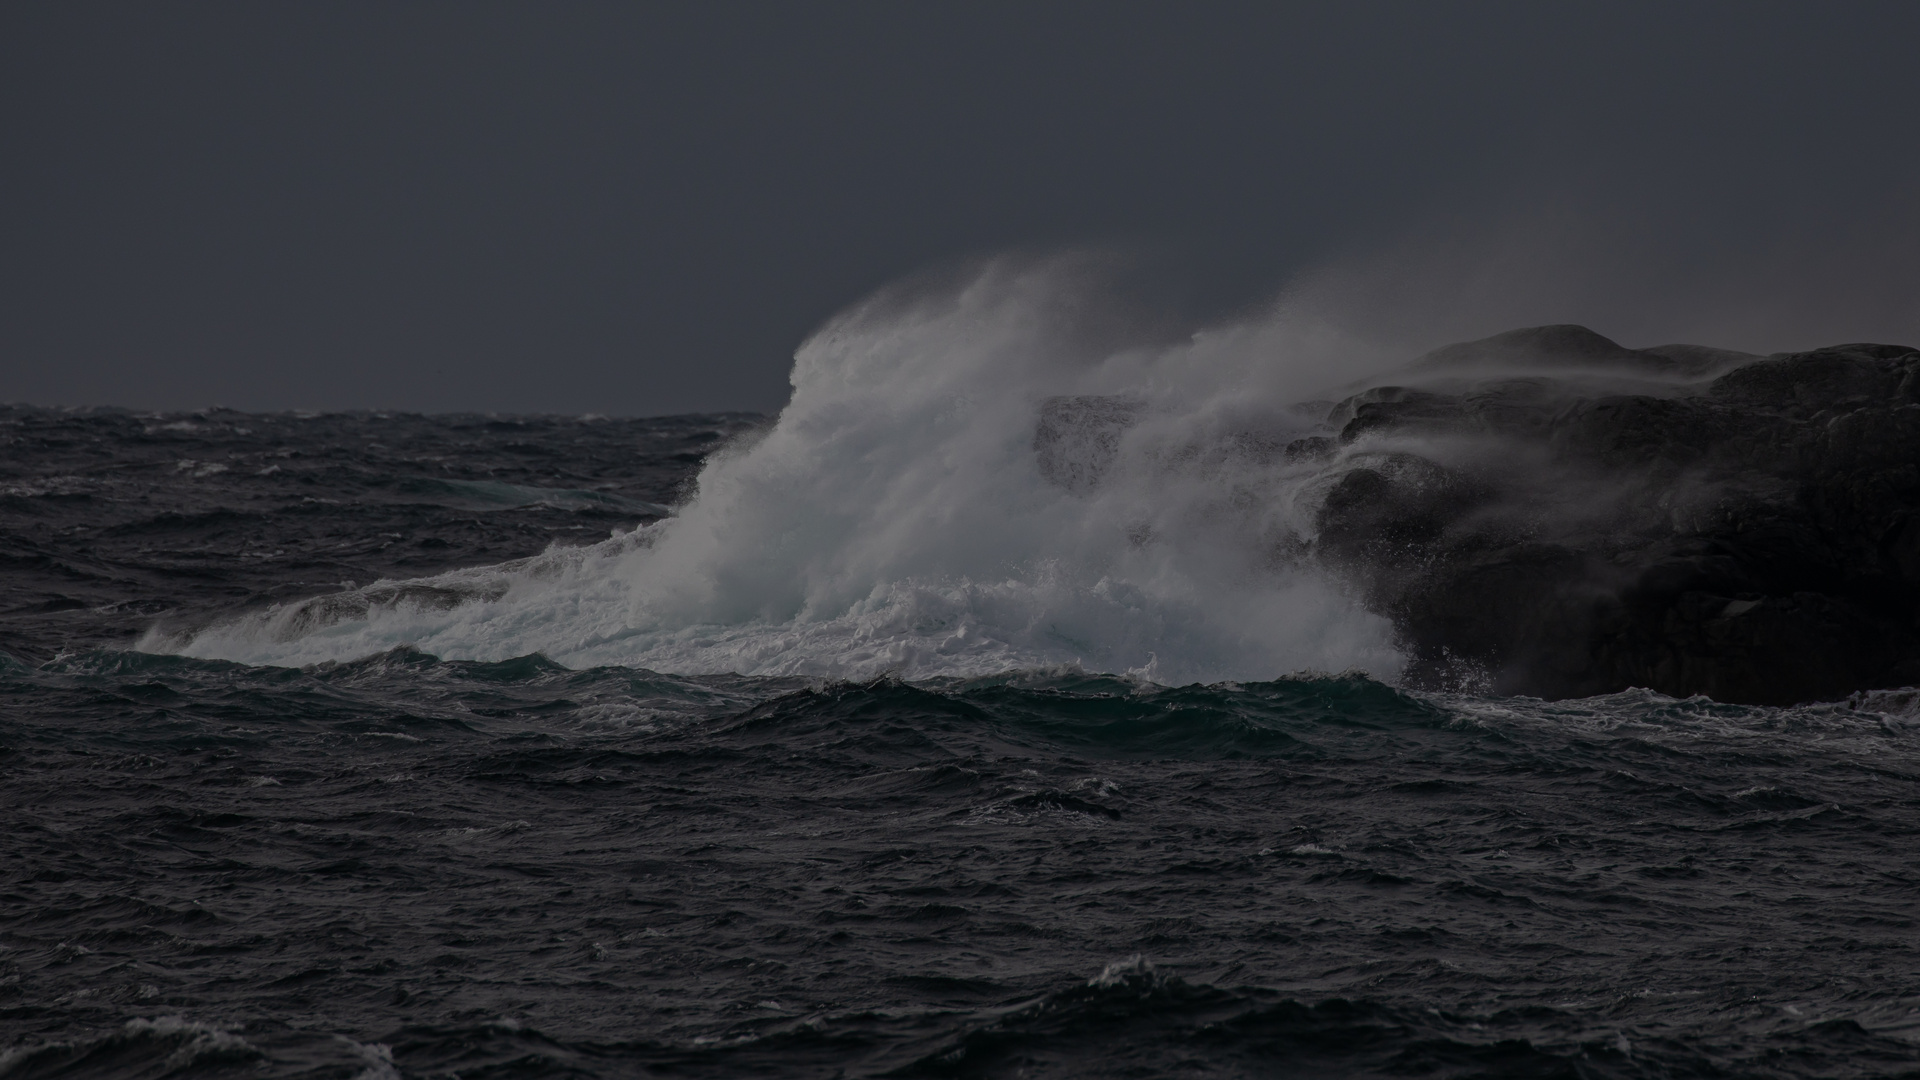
[3,407,1919,1078]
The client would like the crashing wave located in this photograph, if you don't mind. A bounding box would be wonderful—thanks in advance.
[146,260,1407,682]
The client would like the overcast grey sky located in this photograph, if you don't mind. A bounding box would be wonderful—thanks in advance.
[3,2,1917,415]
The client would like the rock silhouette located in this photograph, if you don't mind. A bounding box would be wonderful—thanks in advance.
[1033,324,1920,704]
[1307,325,1920,704]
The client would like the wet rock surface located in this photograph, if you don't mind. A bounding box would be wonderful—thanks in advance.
[1311,326,1920,704]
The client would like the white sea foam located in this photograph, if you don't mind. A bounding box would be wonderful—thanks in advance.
[148,257,1407,683]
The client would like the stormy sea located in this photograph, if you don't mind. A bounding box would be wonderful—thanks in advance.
[5,275,1920,1078]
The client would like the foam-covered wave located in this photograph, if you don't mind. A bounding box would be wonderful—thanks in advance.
[147,260,1405,682]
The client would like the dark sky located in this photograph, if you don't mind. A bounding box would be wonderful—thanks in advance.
[3,2,1917,415]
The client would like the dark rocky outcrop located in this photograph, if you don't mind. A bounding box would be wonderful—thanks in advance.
[1028,324,1920,704]
[1310,327,1920,704]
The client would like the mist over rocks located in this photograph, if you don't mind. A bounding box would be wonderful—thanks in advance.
[1040,325,1920,705]
[1316,326,1920,704]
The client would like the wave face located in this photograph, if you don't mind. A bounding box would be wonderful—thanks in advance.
[5,650,1919,1078]
[152,261,1405,682]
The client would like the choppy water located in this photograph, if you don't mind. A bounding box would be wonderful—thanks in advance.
[4,403,1920,1079]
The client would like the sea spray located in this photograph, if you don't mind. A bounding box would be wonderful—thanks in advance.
[151,259,1406,681]
[12,394,1920,1079]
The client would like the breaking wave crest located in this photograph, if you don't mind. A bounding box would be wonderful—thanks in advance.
[147,259,1406,682]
